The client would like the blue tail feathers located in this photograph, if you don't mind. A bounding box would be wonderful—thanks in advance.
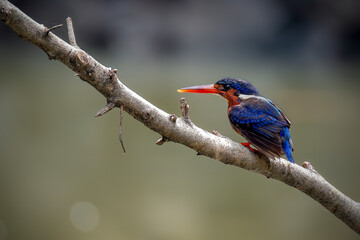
[280,127,294,163]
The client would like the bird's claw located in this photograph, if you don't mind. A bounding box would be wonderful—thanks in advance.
[241,142,256,153]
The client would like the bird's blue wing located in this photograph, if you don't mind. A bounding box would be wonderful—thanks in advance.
[228,97,290,158]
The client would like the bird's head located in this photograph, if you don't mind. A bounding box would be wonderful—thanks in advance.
[178,78,259,106]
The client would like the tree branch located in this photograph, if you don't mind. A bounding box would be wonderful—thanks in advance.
[1,0,359,234]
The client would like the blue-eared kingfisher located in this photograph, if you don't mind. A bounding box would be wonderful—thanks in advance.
[178,78,294,163]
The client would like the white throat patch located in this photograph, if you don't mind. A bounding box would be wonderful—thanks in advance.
[238,94,257,100]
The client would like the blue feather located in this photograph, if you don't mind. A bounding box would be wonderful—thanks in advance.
[228,96,294,163]
[280,127,294,163]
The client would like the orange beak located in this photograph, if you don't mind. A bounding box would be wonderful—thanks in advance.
[177,84,220,94]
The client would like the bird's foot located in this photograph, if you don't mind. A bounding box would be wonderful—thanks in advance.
[241,142,256,153]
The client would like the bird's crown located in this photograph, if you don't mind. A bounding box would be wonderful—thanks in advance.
[215,78,259,96]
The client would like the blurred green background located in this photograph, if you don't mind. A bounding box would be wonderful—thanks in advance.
[1,0,360,239]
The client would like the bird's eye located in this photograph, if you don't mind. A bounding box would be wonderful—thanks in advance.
[223,84,231,91]
[215,84,232,91]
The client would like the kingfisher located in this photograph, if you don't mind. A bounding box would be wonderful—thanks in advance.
[178,77,294,163]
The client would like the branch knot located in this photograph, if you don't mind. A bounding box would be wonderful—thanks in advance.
[0,7,11,23]
[302,161,319,175]
[169,114,177,123]
[75,50,89,67]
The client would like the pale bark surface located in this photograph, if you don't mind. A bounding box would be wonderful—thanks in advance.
[1,0,359,234]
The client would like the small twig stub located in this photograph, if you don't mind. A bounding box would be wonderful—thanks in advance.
[302,161,319,175]
[66,17,78,47]
[156,136,168,145]
[180,98,193,126]
[95,102,115,117]
[44,24,63,37]
[180,98,189,118]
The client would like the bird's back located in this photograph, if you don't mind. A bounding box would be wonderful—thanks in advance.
[228,96,291,159]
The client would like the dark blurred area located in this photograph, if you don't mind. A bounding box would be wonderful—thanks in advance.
[1,1,360,240]
[2,0,360,65]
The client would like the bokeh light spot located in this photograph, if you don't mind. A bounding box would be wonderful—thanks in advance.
[70,201,99,232]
